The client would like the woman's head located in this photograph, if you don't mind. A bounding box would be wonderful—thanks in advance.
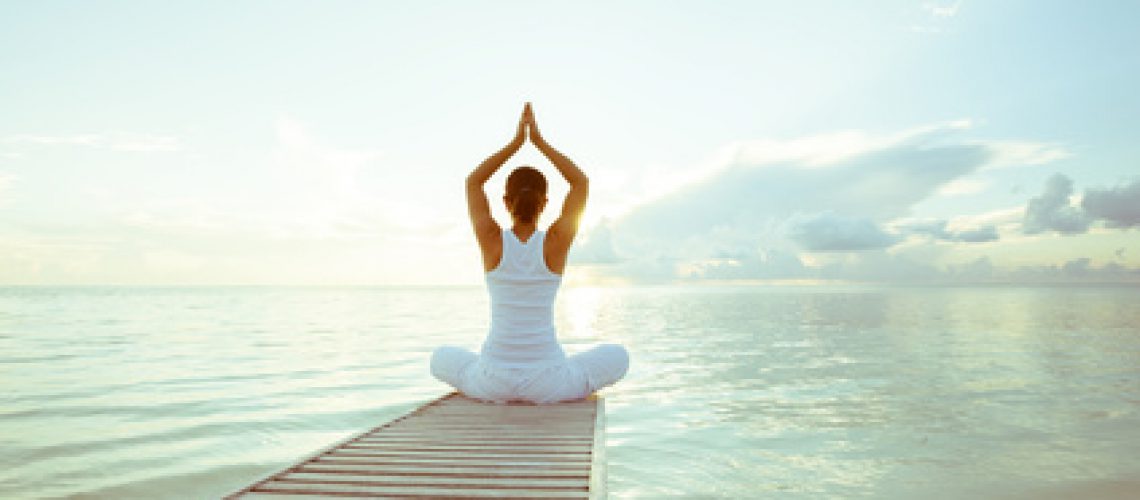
[504,166,548,225]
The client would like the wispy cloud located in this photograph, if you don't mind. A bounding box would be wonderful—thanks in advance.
[909,1,963,35]
[892,218,999,243]
[937,178,987,196]
[2,133,181,152]
[924,1,962,18]
[981,140,1070,168]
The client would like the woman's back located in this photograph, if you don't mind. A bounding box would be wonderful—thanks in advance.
[481,229,565,368]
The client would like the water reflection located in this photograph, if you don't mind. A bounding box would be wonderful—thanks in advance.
[599,286,1140,498]
[1,285,1138,498]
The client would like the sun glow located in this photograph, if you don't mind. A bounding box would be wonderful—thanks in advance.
[558,286,605,343]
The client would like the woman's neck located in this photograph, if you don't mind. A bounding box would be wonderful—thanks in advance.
[511,222,538,243]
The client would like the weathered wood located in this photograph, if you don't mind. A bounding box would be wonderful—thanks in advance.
[227,392,605,499]
[589,397,607,499]
[247,484,589,498]
[313,457,590,469]
[297,463,589,478]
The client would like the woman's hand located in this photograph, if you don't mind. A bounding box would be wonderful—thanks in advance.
[524,102,544,144]
[513,102,530,145]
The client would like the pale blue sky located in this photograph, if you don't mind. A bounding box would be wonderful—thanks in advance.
[2,1,1137,284]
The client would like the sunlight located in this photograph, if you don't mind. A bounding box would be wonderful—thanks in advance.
[559,286,604,341]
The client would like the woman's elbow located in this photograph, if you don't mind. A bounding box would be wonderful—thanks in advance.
[465,173,483,188]
[572,175,589,189]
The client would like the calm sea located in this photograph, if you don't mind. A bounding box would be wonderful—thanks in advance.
[1,285,1138,499]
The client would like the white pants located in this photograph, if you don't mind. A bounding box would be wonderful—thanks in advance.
[430,344,629,404]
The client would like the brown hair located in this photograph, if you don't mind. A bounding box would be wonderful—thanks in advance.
[505,166,547,224]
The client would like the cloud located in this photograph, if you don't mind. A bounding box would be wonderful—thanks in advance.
[1023,173,1090,234]
[937,178,987,197]
[563,120,1077,283]
[1,133,181,152]
[924,1,962,18]
[0,118,463,285]
[909,2,964,36]
[942,256,1140,284]
[893,218,999,243]
[1006,258,1140,284]
[982,140,1070,169]
[945,256,995,281]
[1022,175,1139,234]
[1081,178,1140,228]
[606,121,1021,260]
[611,121,993,255]
[950,226,999,242]
[786,213,899,252]
[248,116,423,242]
[570,220,621,264]
[693,249,808,280]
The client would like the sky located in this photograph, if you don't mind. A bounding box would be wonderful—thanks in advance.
[1,1,1138,285]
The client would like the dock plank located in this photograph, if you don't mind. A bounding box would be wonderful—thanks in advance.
[228,392,605,499]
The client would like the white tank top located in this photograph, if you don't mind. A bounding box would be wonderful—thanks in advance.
[480,228,566,368]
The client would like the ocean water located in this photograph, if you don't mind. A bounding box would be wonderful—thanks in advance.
[1,285,1138,499]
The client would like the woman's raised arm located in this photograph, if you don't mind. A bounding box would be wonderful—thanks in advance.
[467,104,528,189]
[466,103,528,270]
[528,106,588,245]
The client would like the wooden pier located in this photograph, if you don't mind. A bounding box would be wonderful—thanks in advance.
[227,392,606,499]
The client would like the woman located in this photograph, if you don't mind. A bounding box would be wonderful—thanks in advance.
[430,103,629,404]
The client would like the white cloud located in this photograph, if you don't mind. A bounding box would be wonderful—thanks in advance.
[733,120,975,168]
[565,121,1089,283]
[570,220,621,264]
[909,2,963,36]
[786,213,899,252]
[609,120,994,255]
[0,118,472,285]
[952,206,1024,232]
[936,178,987,197]
[732,130,883,167]
[109,135,181,152]
[892,217,999,243]
[924,1,962,18]
[1,133,181,152]
[1,134,103,147]
[689,249,808,281]
[981,140,1070,169]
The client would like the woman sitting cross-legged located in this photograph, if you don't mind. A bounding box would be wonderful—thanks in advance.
[430,102,629,404]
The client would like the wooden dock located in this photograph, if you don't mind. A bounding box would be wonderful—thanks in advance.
[227,392,606,499]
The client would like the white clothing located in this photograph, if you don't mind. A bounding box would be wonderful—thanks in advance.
[432,343,629,404]
[430,228,629,403]
[480,229,565,368]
